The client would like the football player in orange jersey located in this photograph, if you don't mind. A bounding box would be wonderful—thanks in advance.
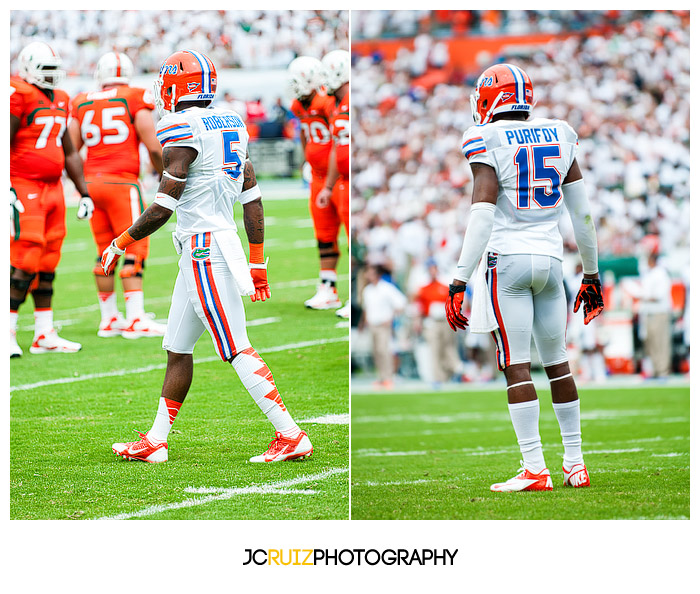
[10,41,92,357]
[318,50,350,318]
[287,56,344,312]
[69,51,166,339]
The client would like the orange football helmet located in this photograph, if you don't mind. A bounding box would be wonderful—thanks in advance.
[154,50,217,116]
[470,63,534,125]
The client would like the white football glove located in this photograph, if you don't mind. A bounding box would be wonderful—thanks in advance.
[77,196,94,220]
[101,239,125,275]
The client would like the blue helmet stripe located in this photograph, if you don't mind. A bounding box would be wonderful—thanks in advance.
[184,50,210,94]
[505,64,526,105]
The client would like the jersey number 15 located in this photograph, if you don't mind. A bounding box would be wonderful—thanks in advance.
[514,144,562,209]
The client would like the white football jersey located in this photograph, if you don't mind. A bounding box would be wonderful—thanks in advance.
[462,117,579,260]
[156,105,254,242]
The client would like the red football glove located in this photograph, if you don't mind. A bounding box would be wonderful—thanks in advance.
[445,283,469,331]
[573,278,604,325]
[249,258,271,302]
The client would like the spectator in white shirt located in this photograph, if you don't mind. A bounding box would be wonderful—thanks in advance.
[640,252,672,377]
[360,265,408,388]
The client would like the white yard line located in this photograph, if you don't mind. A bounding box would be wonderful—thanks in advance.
[10,335,349,393]
[95,467,348,520]
[299,413,349,425]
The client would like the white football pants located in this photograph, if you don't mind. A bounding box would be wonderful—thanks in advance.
[486,253,568,370]
[163,231,251,361]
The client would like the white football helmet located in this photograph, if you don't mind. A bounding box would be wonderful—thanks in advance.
[95,51,134,87]
[287,56,324,99]
[321,50,349,93]
[17,41,65,90]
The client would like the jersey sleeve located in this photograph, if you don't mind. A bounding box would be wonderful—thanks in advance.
[10,82,26,119]
[129,87,156,115]
[560,119,579,163]
[290,99,303,119]
[156,113,197,150]
[461,126,494,168]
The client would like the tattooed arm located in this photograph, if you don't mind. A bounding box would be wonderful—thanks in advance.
[241,156,265,247]
[125,145,197,240]
[101,145,197,275]
[240,155,271,301]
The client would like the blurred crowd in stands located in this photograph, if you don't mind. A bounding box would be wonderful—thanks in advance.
[10,10,349,142]
[351,10,690,386]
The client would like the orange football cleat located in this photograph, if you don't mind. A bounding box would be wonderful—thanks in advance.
[249,431,313,463]
[563,463,591,487]
[112,431,168,463]
[490,465,553,492]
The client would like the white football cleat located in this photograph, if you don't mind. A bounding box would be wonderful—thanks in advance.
[249,431,313,463]
[29,329,82,354]
[112,431,168,463]
[304,283,342,310]
[335,300,350,319]
[10,330,23,358]
[490,464,553,492]
[121,315,167,339]
[563,462,590,487]
[98,314,128,337]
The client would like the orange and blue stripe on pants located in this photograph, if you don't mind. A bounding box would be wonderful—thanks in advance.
[191,232,237,361]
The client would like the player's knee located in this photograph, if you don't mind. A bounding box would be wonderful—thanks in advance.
[317,240,339,258]
[119,256,145,278]
[10,267,36,309]
[503,362,532,384]
[32,271,55,298]
[543,360,571,379]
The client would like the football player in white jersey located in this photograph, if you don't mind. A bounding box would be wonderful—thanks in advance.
[445,63,604,492]
[103,50,312,463]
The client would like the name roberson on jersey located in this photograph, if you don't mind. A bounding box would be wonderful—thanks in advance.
[156,106,250,243]
[462,117,578,260]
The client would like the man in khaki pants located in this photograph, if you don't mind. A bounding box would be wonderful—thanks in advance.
[361,265,407,389]
[640,253,672,378]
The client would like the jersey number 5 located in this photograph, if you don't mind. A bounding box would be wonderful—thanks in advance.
[514,144,562,209]
[222,130,243,180]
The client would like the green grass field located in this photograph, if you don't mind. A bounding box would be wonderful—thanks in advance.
[10,181,350,520]
[351,383,690,520]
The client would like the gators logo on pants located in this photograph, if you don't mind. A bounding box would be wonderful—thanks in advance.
[192,247,211,261]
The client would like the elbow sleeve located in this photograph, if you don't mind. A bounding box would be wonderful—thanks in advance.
[455,202,496,283]
[562,179,599,274]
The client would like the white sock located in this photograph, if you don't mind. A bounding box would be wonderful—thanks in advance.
[508,399,546,473]
[10,311,19,333]
[98,291,119,320]
[148,397,182,443]
[320,269,337,287]
[124,290,145,321]
[232,348,300,438]
[552,400,584,468]
[34,308,53,337]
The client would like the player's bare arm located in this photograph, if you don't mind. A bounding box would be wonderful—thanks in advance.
[100,145,196,275]
[128,145,196,240]
[316,145,338,208]
[67,118,84,152]
[134,108,164,175]
[61,129,90,197]
[240,156,270,302]
[63,128,93,222]
[10,114,21,142]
